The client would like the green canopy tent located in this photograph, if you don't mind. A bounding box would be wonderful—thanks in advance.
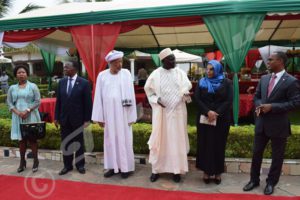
[40,49,56,91]
[0,0,300,124]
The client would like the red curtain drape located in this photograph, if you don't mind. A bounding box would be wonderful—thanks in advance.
[215,50,223,61]
[120,16,203,33]
[205,50,223,61]
[245,49,261,69]
[205,52,215,60]
[3,29,55,42]
[70,24,121,94]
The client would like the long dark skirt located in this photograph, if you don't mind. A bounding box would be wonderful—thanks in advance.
[196,117,230,176]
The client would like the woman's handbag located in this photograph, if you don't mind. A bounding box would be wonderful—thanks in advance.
[20,122,46,140]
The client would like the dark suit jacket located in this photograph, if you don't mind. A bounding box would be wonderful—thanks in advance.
[254,72,300,138]
[55,76,92,127]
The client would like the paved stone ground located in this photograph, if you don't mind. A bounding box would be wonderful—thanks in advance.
[1,157,299,196]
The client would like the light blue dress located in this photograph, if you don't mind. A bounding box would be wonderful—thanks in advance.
[7,81,41,140]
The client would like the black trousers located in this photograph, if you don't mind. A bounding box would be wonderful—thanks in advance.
[60,121,85,169]
[250,132,287,185]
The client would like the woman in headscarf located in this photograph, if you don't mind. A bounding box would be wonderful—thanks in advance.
[195,60,233,185]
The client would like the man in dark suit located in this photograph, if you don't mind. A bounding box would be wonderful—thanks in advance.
[55,61,92,175]
[243,52,300,195]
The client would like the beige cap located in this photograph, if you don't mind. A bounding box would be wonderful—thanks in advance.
[159,48,173,61]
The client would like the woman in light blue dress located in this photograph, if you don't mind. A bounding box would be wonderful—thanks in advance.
[7,65,41,173]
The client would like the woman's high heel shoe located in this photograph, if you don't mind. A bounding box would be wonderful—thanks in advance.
[17,160,26,173]
[32,159,39,173]
[203,177,210,184]
[214,175,222,185]
[203,173,210,184]
[214,177,221,185]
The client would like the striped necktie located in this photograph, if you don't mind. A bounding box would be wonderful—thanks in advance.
[267,74,277,97]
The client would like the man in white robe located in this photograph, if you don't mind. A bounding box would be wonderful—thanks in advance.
[92,50,137,179]
[144,48,192,183]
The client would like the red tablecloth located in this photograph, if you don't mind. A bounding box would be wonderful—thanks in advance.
[135,93,149,107]
[39,94,149,123]
[39,98,56,122]
[239,80,258,94]
[239,94,254,117]
[134,85,144,94]
[39,94,251,121]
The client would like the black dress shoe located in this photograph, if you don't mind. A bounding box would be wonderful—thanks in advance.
[150,173,159,182]
[121,172,130,179]
[173,174,181,183]
[214,177,222,185]
[203,178,210,184]
[104,169,115,178]
[77,167,86,174]
[243,181,259,191]
[59,167,73,175]
[264,183,274,195]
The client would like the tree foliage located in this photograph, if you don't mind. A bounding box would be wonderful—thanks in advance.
[19,3,44,14]
[0,0,11,17]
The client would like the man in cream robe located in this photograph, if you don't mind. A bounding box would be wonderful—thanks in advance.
[144,48,192,183]
[92,50,137,179]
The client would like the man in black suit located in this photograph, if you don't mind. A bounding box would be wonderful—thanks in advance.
[55,61,92,175]
[243,52,300,195]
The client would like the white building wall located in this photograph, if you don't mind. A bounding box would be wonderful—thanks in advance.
[12,53,42,62]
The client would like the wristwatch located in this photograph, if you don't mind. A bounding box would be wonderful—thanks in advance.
[26,108,31,112]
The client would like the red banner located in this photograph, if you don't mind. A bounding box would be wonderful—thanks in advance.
[70,24,121,95]
[3,29,55,42]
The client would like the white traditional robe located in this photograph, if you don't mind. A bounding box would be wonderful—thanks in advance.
[92,69,137,173]
[144,67,192,174]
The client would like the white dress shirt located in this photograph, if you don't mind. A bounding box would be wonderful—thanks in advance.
[269,69,285,90]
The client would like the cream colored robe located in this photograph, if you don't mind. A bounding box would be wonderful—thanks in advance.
[92,69,137,173]
[144,67,192,174]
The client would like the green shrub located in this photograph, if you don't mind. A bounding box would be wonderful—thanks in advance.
[0,119,18,147]
[50,82,58,93]
[1,118,300,159]
[39,89,49,98]
[37,84,49,90]
[28,76,41,84]
[0,94,7,103]
[0,103,11,119]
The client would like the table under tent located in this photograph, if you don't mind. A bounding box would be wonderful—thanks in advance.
[0,0,300,125]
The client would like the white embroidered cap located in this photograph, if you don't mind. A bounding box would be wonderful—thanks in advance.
[105,50,124,62]
[159,48,173,61]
